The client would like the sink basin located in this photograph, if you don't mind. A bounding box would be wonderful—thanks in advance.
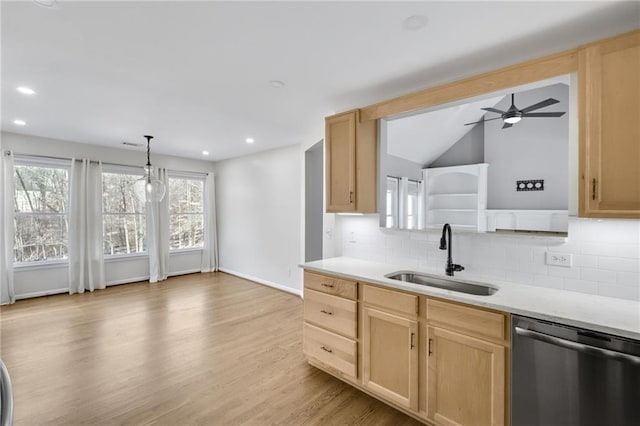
[385,271,498,296]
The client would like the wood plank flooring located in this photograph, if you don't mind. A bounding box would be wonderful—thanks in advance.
[0,272,420,425]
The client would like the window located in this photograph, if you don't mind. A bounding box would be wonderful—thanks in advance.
[169,174,205,250]
[102,168,146,256]
[386,176,399,228]
[406,179,423,230]
[13,159,69,263]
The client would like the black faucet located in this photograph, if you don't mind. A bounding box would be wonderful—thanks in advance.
[439,223,464,276]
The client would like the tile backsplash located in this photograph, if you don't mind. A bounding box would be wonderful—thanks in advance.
[334,215,640,301]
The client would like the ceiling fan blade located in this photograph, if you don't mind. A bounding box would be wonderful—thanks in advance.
[481,107,505,114]
[502,122,513,129]
[463,117,502,126]
[520,98,559,113]
[522,112,566,118]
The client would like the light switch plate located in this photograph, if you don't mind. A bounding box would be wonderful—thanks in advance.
[546,252,572,267]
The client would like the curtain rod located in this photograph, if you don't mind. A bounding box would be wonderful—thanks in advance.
[5,151,210,175]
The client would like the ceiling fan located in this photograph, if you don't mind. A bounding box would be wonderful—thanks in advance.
[464,93,566,129]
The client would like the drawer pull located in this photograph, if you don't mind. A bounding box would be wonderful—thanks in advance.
[320,346,333,353]
[320,309,333,316]
[320,283,334,288]
[410,332,415,349]
[428,338,434,356]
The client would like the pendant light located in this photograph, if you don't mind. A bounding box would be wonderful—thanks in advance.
[133,135,166,203]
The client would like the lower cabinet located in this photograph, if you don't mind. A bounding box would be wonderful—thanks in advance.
[302,272,510,425]
[362,306,419,411]
[427,326,506,426]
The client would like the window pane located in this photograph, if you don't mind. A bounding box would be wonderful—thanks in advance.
[102,173,145,214]
[170,214,204,249]
[14,215,68,262]
[14,165,68,213]
[103,214,146,255]
[169,178,203,214]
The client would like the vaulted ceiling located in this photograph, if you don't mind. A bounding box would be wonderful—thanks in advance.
[2,1,638,160]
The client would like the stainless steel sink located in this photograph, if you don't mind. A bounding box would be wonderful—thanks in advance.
[385,271,498,296]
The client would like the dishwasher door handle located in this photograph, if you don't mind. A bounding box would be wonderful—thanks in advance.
[515,326,640,364]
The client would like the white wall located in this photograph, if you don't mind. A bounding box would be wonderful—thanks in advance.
[335,215,640,301]
[2,132,215,299]
[216,144,302,295]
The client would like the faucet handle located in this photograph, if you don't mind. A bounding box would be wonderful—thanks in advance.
[453,264,464,272]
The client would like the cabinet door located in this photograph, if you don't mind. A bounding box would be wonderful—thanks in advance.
[427,326,505,426]
[326,111,356,212]
[362,306,419,411]
[580,31,640,217]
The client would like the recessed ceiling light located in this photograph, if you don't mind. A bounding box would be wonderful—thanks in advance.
[202,150,210,156]
[14,119,26,126]
[245,137,255,144]
[402,15,429,31]
[17,86,36,95]
[269,80,285,88]
[33,0,57,8]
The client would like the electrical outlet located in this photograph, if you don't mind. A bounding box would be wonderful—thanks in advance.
[546,252,573,267]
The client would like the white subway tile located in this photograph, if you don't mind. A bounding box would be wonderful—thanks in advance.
[597,283,640,301]
[580,242,619,257]
[616,244,640,259]
[533,274,563,290]
[617,271,640,287]
[548,265,581,279]
[505,271,534,285]
[597,257,639,273]
[563,278,599,295]
[580,267,617,284]
[573,254,598,268]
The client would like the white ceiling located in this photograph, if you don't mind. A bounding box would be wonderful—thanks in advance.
[2,1,639,161]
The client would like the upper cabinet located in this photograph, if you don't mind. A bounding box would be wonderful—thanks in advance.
[580,31,640,218]
[325,109,377,213]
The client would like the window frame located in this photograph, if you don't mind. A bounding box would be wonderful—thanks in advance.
[101,164,148,259]
[12,155,71,268]
[168,171,206,253]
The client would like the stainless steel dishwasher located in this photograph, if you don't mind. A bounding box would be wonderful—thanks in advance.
[511,315,640,426]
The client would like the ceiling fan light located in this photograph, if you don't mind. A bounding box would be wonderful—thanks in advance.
[504,116,522,124]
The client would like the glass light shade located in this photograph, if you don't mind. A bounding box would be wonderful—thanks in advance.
[504,116,522,124]
[133,168,166,203]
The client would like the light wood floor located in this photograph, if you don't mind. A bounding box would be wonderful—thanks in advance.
[0,272,420,425]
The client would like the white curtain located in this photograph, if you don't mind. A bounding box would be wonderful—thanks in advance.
[68,159,106,294]
[1,151,15,304]
[148,167,169,283]
[201,172,219,272]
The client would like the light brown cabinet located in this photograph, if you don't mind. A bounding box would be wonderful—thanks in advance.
[325,109,377,213]
[303,271,510,425]
[425,299,508,426]
[361,284,420,412]
[580,31,640,218]
[302,272,358,381]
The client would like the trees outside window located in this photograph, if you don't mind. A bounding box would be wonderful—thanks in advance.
[169,176,204,250]
[14,162,69,263]
[102,171,146,255]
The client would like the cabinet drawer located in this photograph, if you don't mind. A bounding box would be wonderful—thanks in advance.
[427,299,506,341]
[304,289,357,338]
[305,271,357,300]
[303,322,357,378]
[362,284,418,318]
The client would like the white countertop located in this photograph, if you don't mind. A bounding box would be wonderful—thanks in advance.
[301,257,640,340]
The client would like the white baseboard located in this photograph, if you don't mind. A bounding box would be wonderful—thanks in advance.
[15,288,68,300]
[218,267,302,297]
[106,275,150,286]
[168,268,201,277]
